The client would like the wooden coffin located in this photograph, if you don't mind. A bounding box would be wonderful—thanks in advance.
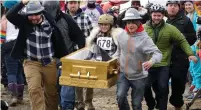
[59,48,118,89]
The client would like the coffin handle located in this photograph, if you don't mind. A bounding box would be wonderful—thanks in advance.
[109,69,118,74]
[70,71,97,80]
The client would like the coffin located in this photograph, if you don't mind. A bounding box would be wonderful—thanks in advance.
[59,48,118,89]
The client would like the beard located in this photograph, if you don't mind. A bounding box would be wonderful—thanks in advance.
[87,3,96,8]
[69,9,77,14]
[152,19,162,26]
[30,17,42,25]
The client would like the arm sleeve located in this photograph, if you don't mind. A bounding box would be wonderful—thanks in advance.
[112,36,121,59]
[86,16,93,36]
[66,14,85,48]
[112,31,122,60]
[171,26,194,56]
[142,36,162,64]
[184,18,197,45]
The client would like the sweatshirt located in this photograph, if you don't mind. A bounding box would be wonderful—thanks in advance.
[189,41,201,89]
[116,29,162,80]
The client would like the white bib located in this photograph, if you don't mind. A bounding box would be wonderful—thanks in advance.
[97,37,112,50]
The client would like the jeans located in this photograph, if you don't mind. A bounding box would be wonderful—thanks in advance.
[61,86,75,110]
[57,68,62,107]
[56,59,75,110]
[169,64,189,107]
[144,66,169,110]
[5,55,24,84]
[117,72,147,110]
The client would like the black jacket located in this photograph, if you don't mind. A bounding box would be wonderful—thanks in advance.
[6,2,84,59]
[166,10,197,66]
[54,10,85,53]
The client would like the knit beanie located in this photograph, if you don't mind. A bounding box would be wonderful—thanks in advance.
[3,0,19,9]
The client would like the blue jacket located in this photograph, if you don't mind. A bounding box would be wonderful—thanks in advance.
[187,11,201,32]
[190,42,201,89]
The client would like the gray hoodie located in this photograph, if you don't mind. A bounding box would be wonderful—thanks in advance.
[117,30,162,80]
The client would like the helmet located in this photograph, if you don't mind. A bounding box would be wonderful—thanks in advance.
[131,0,141,6]
[150,4,166,14]
[183,0,193,5]
[67,0,80,2]
[42,0,60,19]
[98,14,114,25]
[122,8,142,21]
[88,0,96,4]
[3,0,19,9]
[145,2,153,10]
[107,6,119,14]
[111,6,119,11]
[166,0,180,6]
[25,0,44,15]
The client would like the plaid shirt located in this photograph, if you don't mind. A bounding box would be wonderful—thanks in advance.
[26,16,54,65]
[71,10,93,37]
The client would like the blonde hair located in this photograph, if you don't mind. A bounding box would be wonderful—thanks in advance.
[194,2,201,16]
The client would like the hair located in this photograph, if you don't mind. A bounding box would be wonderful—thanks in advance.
[1,3,6,18]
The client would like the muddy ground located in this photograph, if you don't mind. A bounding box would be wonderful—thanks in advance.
[1,85,201,110]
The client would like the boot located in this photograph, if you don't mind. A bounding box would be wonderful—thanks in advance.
[85,102,95,110]
[75,102,85,110]
[8,83,17,106]
[16,84,24,104]
[85,88,95,110]
[1,85,8,95]
[175,107,182,110]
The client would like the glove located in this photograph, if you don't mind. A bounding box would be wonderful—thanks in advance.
[85,51,94,60]
[190,85,195,92]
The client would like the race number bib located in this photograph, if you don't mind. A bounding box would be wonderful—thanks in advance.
[97,37,112,50]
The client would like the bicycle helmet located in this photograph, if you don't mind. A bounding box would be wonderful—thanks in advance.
[150,4,166,14]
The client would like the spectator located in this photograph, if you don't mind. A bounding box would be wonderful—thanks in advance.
[184,1,200,31]
[82,0,103,27]
[117,0,149,28]
[188,39,201,99]
[106,6,119,27]
[2,0,25,106]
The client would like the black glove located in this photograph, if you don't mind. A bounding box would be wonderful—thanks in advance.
[85,51,94,60]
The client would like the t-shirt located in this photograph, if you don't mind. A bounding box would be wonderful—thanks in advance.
[83,7,103,27]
